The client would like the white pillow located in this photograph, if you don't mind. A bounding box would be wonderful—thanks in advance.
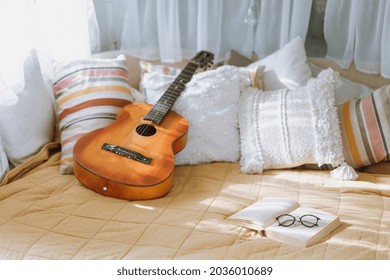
[248,37,312,91]
[0,137,9,181]
[239,68,344,173]
[0,77,18,108]
[308,61,373,104]
[142,65,241,165]
[0,50,56,166]
[140,61,264,93]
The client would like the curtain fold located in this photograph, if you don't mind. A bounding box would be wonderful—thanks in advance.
[120,0,313,63]
[0,0,100,107]
[253,0,312,58]
[156,0,182,62]
[121,0,159,59]
[324,0,390,78]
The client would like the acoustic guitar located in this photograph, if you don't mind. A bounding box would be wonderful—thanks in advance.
[73,51,214,200]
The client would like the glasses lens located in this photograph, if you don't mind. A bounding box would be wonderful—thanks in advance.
[277,214,295,227]
[300,215,319,227]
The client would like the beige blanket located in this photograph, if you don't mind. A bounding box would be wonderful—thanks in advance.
[0,158,389,260]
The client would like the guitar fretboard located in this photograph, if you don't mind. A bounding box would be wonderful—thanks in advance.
[144,62,199,124]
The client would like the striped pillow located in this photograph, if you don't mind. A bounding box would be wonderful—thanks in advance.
[338,85,390,168]
[53,57,137,174]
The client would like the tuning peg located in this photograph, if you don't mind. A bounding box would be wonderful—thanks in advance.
[203,62,213,71]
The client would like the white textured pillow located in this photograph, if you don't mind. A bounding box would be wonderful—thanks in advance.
[239,68,344,173]
[142,65,241,165]
[248,37,312,91]
[308,61,373,104]
[0,50,56,166]
[140,60,264,92]
[0,137,9,181]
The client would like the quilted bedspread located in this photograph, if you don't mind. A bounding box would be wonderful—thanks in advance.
[0,161,389,260]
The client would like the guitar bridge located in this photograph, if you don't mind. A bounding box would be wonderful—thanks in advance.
[102,143,152,165]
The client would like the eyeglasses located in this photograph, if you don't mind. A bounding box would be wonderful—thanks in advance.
[275,214,320,228]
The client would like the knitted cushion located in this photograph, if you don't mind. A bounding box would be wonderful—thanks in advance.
[239,68,344,173]
[141,65,242,165]
[338,85,390,168]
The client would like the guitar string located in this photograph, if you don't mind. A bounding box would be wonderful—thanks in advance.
[132,63,200,155]
[137,67,193,137]
[146,62,197,125]
[134,53,212,153]
[137,61,199,137]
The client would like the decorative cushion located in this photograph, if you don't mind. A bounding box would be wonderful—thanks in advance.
[92,50,190,90]
[239,68,344,173]
[338,85,390,169]
[308,61,373,105]
[0,77,18,107]
[248,37,312,91]
[53,56,139,174]
[139,61,182,101]
[140,60,263,93]
[141,65,242,165]
[0,137,8,181]
[0,49,56,166]
[140,60,182,77]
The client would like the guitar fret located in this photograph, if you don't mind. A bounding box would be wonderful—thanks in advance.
[144,53,213,124]
[177,73,194,81]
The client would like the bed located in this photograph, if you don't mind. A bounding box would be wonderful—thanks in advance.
[1,39,390,260]
[1,156,390,259]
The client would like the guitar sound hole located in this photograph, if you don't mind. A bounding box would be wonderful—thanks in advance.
[136,124,157,137]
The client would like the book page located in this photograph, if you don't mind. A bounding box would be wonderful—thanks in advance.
[265,206,341,247]
[227,197,299,230]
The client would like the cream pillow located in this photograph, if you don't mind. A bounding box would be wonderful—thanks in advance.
[239,68,344,173]
[0,50,56,166]
[248,37,312,91]
[141,65,242,165]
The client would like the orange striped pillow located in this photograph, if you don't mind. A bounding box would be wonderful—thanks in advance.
[53,57,137,174]
[338,85,390,168]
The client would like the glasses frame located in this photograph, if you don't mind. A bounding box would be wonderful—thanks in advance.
[275,214,321,228]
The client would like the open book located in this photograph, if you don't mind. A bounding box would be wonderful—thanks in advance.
[227,197,341,248]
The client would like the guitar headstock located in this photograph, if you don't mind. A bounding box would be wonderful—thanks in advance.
[191,51,214,70]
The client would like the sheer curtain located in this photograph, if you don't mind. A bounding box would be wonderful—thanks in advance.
[0,0,100,107]
[120,0,313,62]
[253,0,312,59]
[324,0,390,78]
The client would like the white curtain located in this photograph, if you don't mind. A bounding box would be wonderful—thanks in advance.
[324,0,390,78]
[253,0,312,59]
[0,0,100,107]
[120,0,313,63]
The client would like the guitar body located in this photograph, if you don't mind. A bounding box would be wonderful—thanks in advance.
[73,50,213,200]
[73,103,188,200]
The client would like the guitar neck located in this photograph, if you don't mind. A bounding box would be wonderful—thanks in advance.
[144,61,199,124]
